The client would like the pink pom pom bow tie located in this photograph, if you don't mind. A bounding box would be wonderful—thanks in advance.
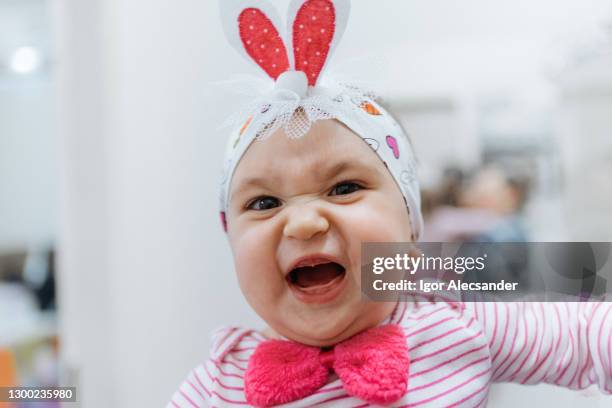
[244,324,410,406]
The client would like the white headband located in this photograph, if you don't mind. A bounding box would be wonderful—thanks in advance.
[218,0,424,240]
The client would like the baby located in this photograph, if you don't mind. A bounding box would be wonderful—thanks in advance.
[169,0,612,406]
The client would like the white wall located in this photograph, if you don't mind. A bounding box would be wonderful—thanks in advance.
[0,78,57,249]
[556,55,612,240]
[55,0,261,406]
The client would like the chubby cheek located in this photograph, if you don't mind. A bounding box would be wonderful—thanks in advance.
[337,191,413,274]
[229,222,285,312]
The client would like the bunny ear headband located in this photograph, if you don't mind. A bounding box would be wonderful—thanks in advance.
[218,0,424,240]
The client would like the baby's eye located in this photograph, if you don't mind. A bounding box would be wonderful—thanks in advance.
[247,196,281,211]
[329,181,362,196]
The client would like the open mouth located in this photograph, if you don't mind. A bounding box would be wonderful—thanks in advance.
[286,258,347,303]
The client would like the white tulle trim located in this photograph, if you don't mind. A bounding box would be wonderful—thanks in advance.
[221,82,380,139]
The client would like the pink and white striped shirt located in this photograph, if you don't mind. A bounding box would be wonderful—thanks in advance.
[169,298,612,407]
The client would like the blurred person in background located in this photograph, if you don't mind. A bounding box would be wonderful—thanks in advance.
[422,165,530,242]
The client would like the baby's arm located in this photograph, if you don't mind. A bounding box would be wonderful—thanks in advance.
[168,326,258,407]
[468,302,612,392]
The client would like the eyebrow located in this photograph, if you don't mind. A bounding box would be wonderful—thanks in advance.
[322,161,349,179]
[323,156,387,179]
[230,158,381,202]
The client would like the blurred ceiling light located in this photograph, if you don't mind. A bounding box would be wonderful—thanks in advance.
[10,46,41,74]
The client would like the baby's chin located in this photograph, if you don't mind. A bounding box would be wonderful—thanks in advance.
[271,301,396,347]
[273,323,360,347]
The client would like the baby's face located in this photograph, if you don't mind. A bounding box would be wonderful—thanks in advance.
[227,119,412,347]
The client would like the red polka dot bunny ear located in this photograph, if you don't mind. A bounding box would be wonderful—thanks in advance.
[287,0,350,86]
[220,0,291,80]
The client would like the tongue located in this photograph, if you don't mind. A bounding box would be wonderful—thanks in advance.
[293,263,343,288]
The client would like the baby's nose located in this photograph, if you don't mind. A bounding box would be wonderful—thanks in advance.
[283,202,330,240]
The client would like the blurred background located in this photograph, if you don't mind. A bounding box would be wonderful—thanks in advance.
[0,0,611,406]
